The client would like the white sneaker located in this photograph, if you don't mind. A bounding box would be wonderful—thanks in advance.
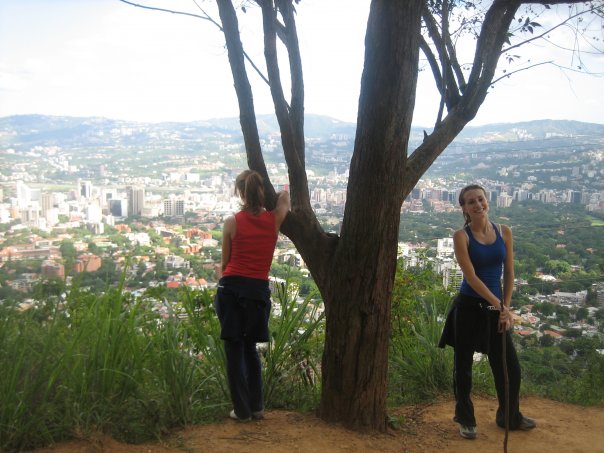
[459,424,477,439]
[229,409,251,421]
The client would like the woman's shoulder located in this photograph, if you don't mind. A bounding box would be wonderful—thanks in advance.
[453,227,469,243]
[223,215,237,235]
[499,223,513,240]
[499,223,511,232]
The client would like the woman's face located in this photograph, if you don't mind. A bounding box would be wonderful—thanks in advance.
[461,188,489,221]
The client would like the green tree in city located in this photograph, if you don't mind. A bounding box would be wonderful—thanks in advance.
[59,240,77,274]
[575,306,589,322]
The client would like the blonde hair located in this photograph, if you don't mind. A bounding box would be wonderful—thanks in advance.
[235,170,265,215]
[458,184,487,226]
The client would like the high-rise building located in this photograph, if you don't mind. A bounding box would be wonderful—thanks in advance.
[568,190,582,204]
[87,204,102,223]
[175,199,184,216]
[20,206,40,227]
[163,197,185,217]
[79,180,92,199]
[40,192,54,216]
[16,180,30,208]
[127,186,145,217]
[497,193,513,208]
[109,198,128,217]
[437,237,454,258]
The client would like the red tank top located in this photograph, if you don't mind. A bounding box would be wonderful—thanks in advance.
[222,210,277,281]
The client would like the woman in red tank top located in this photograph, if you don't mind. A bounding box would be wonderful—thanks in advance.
[215,169,290,421]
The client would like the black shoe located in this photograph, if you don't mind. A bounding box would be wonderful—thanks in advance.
[518,416,536,431]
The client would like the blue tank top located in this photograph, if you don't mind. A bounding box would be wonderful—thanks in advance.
[459,223,506,299]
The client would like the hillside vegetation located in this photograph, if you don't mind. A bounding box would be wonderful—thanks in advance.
[1,265,603,451]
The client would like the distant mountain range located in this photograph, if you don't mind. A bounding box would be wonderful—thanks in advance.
[1,114,603,151]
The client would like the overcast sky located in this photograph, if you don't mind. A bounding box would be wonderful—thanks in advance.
[1,0,603,127]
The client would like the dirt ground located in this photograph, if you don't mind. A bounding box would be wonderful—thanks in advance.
[29,395,604,453]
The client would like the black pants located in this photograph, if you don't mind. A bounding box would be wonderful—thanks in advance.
[215,276,271,419]
[452,296,523,428]
[223,339,264,419]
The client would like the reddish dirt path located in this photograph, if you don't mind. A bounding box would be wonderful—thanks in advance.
[30,396,604,453]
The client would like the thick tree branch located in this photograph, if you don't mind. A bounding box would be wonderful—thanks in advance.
[459,0,521,118]
[422,6,462,115]
[277,0,305,159]
[343,0,421,250]
[419,36,444,88]
[407,0,522,193]
[215,0,272,195]
[443,21,467,92]
[259,1,310,209]
[435,0,449,126]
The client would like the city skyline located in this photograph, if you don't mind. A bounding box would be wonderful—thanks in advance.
[1,1,603,127]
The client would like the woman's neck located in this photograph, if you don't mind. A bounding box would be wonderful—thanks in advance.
[469,217,490,234]
[243,207,266,215]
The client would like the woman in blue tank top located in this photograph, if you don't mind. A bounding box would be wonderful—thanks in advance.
[439,184,536,439]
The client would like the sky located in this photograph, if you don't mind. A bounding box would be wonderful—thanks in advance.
[1,0,603,127]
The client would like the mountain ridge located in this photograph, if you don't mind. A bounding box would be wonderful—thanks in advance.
[1,114,603,151]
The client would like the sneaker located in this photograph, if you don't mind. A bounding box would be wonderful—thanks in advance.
[459,424,477,439]
[252,410,265,420]
[229,409,251,422]
[518,416,536,431]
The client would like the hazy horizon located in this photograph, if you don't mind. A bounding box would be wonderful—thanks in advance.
[1,1,603,127]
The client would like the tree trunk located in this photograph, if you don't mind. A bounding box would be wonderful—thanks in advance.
[317,0,423,431]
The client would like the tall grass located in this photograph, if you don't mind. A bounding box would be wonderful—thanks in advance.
[262,281,324,410]
[179,281,325,413]
[13,261,585,450]
[0,279,325,451]
[179,288,230,415]
[0,299,73,449]
[0,286,223,451]
[388,296,454,404]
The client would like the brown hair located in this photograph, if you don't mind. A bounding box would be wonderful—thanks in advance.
[235,170,265,215]
[458,184,487,226]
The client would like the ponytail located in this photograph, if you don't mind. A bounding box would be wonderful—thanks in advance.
[234,170,265,215]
